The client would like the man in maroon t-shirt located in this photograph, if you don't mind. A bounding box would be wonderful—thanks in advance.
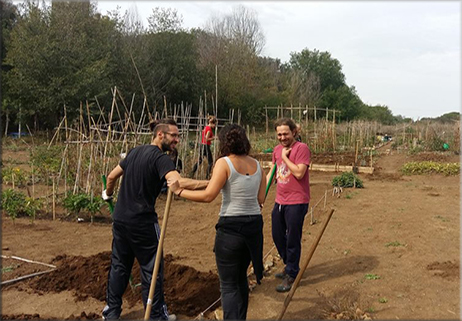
[266,118,310,292]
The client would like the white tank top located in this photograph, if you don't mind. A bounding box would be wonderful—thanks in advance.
[219,156,262,217]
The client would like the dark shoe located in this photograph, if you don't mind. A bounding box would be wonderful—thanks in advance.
[276,276,295,292]
[275,269,287,279]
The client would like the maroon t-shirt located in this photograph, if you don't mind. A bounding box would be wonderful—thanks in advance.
[272,141,311,204]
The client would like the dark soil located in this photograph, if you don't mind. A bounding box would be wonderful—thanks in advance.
[3,252,220,319]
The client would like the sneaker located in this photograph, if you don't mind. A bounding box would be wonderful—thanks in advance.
[275,269,287,279]
[276,275,295,292]
[167,314,177,321]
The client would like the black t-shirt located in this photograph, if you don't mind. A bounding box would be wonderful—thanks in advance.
[113,144,175,224]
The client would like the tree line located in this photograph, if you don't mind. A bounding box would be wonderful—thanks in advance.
[1,0,453,132]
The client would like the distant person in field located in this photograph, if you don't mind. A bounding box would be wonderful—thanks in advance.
[266,118,311,293]
[101,118,207,321]
[191,115,217,179]
[295,123,302,142]
[168,124,266,320]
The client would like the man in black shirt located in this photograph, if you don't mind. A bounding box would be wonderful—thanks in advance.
[101,119,207,320]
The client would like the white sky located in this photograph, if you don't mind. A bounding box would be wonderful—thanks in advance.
[97,1,460,119]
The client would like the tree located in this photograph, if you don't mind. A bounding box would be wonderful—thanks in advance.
[197,5,266,121]
[319,85,362,121]
[4,0,120,129]
[359,104,397,125]
[289,48,346,92]
[147,7,183,33]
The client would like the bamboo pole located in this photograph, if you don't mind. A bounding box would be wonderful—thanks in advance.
[52,176,56,220]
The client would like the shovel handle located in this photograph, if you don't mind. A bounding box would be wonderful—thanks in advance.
[144,188,174,320]
[265,164,277,199]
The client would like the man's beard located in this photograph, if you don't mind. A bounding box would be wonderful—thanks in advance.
[161,139,173,152]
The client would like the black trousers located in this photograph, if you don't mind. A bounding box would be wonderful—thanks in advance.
[271,203,308,279]
[103,220,170,320]
[191,144,213,178]
[214,216,263,320]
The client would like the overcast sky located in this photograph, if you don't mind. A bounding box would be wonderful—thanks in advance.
[95,1,460,120]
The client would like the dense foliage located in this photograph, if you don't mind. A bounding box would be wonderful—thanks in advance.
[1,0,456,131]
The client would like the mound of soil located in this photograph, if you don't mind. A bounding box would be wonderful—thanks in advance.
[1,312,100,320]
[410,152,455,163]
[427,261,460,279]
[16,252,220,318]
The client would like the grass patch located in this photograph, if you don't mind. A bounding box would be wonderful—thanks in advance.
[365,274,380,280]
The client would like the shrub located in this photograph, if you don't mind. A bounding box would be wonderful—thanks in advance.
[332,171,364,188]
[1,189,41,223]
[400,161,460,176]
[2,167,29,187]
[63,192,103,223]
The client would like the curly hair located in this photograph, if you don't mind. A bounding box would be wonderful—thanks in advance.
[218,124,251,157]
[208,115,217,125]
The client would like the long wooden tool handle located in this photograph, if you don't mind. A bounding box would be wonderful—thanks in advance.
[144,188,174,320]
[276,209,335,320]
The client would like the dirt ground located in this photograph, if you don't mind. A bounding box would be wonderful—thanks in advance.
[1,145,460,320]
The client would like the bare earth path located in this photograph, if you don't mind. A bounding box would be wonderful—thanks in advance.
[1,149,459,320]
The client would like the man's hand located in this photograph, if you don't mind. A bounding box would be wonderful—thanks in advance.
[281,147,292,159]
[102,189,113,202]
[167,178,182,195]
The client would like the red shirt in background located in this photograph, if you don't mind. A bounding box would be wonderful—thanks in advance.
[201,125,213,145]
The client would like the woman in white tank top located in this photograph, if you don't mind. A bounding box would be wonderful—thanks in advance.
[168,124,266,320]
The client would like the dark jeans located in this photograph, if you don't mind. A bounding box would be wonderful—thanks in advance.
[215,216,263,320]
[191,144,213,179]
[103,221,170,320]
[271,203,308,279]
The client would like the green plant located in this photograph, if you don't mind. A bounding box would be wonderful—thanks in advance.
[434,215,449,222]
[2,189,26,222]
[400,161,460,176]
[385,241,404,247]
[29,145,64,184]
[63,192,103,222]
[24,197,42,223]
[332,171,364,188]
[365,274,380,280]
[2,264,19,273]
[1,189,41,223]
[378,297,388,303]
[2,167,29,187]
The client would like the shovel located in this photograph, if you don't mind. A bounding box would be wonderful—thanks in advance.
[144,188,174,320]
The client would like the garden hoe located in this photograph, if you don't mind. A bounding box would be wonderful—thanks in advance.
[144,188,174,320]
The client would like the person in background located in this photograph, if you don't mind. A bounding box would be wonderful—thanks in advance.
[266,118,311,293]
[101,118,207,320]
[191,115,217,179]
[168,124,266,320]
[295,123,302,142]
